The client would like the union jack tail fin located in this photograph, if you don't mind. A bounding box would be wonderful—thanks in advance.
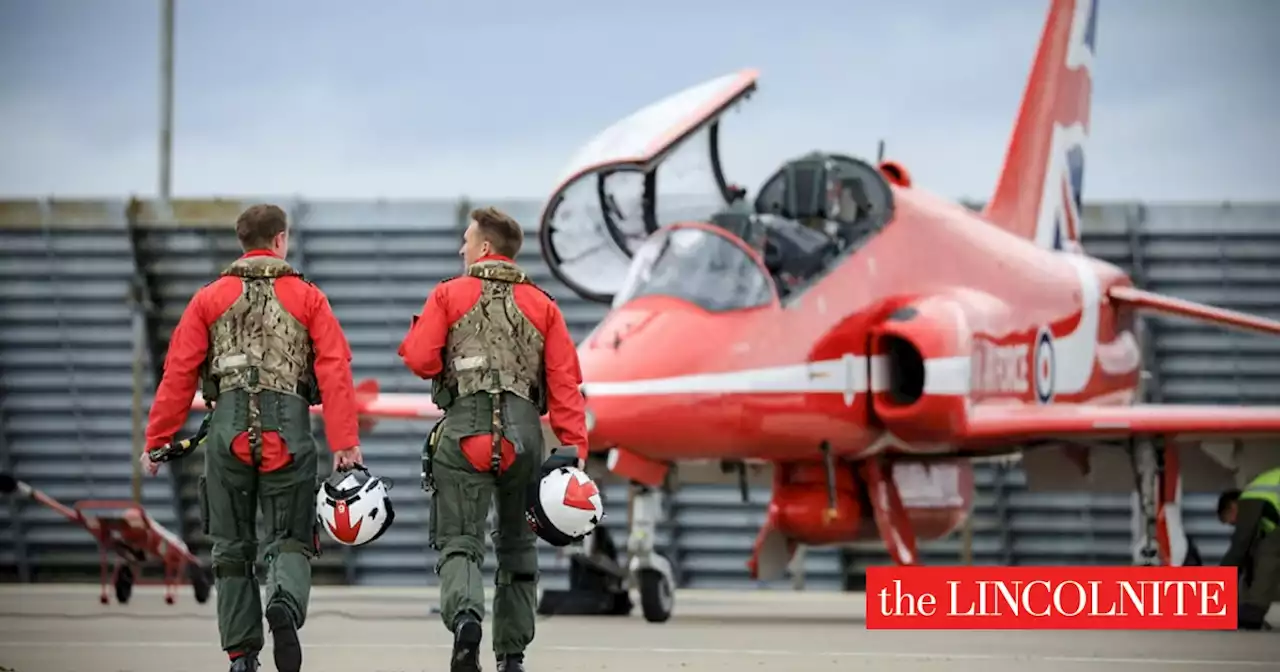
[983,0,1097,252]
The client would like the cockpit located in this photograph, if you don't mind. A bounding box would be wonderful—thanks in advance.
[608,152,895,310]
[582,152,898,310]
[724,152,896,299]
[537,69,897,306]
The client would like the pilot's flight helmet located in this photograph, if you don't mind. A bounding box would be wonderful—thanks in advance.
[316,466,396,547]
[526,449,605,547]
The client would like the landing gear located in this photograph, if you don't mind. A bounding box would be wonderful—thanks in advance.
[114,565,135,604]
[1130,439,1162,566]
[628,485,675,623]
[1129,437,1202,567]
[535,481,676,623]
[189,563,213,604]
[860,458,919,566]
[637,567,674,623]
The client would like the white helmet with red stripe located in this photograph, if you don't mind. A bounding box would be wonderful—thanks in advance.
[316,466,395,547]
[526,451,605,547]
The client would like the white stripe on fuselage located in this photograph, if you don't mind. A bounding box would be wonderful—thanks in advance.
[582,358,867,397]
[582,258,1100,401]
[581,355,971,399]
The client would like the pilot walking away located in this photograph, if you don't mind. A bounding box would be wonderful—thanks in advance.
[1217,466,1280,630]
[141,204,365,672]
[399,206,589,672]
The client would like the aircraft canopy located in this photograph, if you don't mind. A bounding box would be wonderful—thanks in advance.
[613,224,775,312]
[538,69,759,304]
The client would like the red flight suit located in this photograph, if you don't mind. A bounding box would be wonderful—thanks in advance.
[397,253,588,472]
[145,249,360,471]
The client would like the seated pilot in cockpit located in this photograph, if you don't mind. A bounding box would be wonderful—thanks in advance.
[828,176,875,246]
[830,181,858,227]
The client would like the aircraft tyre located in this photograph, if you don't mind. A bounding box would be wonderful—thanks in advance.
[638,566,674,623]
[114,565,134,604]
[190,564,213,604]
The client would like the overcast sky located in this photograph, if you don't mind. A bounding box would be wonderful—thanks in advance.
[1,0,1277,202]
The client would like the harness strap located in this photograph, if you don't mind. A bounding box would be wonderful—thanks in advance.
[246,367,264,469]
[214,560,257,580]
[495,569,538,586]
[489,391,503,474]
[487,359,504,474]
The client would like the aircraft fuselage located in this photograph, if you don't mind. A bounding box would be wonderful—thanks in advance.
[578,184,1143,465]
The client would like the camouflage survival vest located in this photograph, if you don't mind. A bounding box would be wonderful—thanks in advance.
[200,255,319,405]
[433,259,547,413]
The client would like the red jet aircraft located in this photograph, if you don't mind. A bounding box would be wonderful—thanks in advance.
[191,0,1280,623]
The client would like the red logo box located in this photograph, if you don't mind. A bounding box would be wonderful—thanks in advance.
[866,566,1237,630]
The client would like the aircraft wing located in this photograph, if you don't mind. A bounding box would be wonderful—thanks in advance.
[190,379,444,429]
[964,403,1280,443]
[352,390,443,421]
[960,402,1280,494]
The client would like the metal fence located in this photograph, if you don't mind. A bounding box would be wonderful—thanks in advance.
[1,198,1278,590]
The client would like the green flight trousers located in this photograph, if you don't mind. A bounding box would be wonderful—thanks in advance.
[198,389,320,656]
[429,391,543,657]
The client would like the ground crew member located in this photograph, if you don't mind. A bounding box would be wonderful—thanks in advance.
[141,203,364,672]
[398,206,588,672]
[1217,466,1280,630]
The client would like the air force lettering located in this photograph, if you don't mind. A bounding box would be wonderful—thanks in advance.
[971,340,1030,396]
[971,257,1105,405]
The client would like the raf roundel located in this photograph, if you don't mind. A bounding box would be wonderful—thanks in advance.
[1034,327,1056,404]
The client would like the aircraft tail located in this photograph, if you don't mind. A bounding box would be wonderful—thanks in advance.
[983,0,1097,252]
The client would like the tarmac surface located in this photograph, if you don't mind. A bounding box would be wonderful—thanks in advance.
[0,585,1277,671]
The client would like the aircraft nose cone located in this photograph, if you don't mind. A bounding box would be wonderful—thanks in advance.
[576,297,725,449]
[578,298,716,385]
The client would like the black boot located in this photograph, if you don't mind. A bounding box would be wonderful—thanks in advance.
[451,612,483,672]
[497,653,525,671]
[266,601,303,672]
[1237,603,1271,631]
[228,654,259,671]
